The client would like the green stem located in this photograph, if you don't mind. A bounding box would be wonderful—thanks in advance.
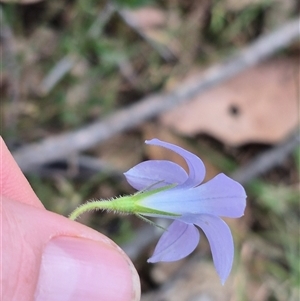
[69,185,177,221]
[69,200,114,221]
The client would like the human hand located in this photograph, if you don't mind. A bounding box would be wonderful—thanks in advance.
[1,137,141,301]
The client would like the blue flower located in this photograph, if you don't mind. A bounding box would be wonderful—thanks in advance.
[124,138,246,284]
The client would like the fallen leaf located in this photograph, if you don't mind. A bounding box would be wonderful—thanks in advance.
[161,57,299,146]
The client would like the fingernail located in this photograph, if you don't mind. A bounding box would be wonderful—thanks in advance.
[34,236,140,301]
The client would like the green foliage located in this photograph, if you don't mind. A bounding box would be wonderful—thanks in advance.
[114,0,153,9]
[111,219,134,245]
[249,180,299,215]
[208,0,273,45]
[248,178,300,298]
[294,146,300,172]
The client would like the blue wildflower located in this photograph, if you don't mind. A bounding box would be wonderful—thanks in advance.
[124,138,246,284]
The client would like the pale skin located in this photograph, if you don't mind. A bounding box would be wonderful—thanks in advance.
[1,137,141,301]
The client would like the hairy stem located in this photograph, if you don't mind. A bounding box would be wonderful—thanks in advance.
[69,200,114,221]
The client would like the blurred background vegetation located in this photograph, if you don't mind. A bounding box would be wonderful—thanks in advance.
[1,0,299,300]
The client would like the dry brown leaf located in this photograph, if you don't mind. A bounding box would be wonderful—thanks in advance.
[161,57,299,146]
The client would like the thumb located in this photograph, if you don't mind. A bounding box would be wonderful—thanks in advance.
[2,196,140,301]
[1,136,140,301]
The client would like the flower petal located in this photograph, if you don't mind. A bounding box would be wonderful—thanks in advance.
[146,138,206,188]
[124,160,188,191]
[181,214,234,284]
[140,173,246,218]
[190,173,246,218]
[148,220,200,263]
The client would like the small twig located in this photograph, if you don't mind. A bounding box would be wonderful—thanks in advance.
[12,18,300,172]
[25,154,124,179]
[39,55,78,95]
[88,2,116,38]
[117,58,139,87]
[25,128,300,185]
[231,130,300,185]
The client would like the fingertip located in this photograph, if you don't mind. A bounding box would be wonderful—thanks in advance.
[35,236,141,301]
[3,198,141,301]
[0,136,43,208]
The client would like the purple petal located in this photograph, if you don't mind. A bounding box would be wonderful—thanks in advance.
[181,214,234,284]
[146,139,206,188]
[148,220,200,263]
[141,173,246,218]
[124,160,188,191]
[190,173,246,218]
